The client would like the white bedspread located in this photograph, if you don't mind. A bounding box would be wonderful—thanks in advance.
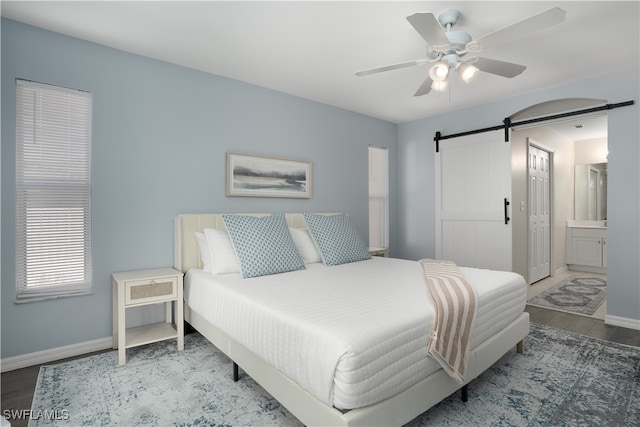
[184,257,526,410]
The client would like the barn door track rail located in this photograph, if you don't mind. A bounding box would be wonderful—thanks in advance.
[434,100,635,152]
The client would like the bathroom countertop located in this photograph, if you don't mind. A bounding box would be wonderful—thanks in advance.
[567,220,607,229]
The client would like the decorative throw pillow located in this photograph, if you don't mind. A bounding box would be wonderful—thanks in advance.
[222,213,305,278]
[203,228,241,275]
[303,213,371,266]
[289,227,322,264]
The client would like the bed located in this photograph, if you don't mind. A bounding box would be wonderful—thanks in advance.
[174,213,529,426]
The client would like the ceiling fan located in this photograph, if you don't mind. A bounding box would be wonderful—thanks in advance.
[356,7,566,96]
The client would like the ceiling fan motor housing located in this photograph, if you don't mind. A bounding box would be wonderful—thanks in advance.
[444,31,472,52]
[434,9,473,53]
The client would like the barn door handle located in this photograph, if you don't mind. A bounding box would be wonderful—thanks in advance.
[504,198,511,225]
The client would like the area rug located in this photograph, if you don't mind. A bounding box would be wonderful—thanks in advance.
[30,323,639,426]
[528,276,607,316]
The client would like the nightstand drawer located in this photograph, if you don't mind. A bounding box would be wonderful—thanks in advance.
[125,277,177,305]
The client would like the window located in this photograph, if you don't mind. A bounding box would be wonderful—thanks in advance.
[15,79,93,302]
[368,146,389,250]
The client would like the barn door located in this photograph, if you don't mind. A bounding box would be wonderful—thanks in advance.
[435,129,512,271]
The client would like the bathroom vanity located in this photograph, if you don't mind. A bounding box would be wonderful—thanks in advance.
[566,221,607,273]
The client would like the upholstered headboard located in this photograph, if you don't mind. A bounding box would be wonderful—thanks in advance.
[174,213,311,273]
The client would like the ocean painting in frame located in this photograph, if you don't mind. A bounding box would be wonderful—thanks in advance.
[226,152,312,198]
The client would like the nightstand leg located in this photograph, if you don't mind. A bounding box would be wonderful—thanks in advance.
[117,283,126,366]
[165,300,172,323]
[177,311,184,350]
[177,276,184,351]
[112,281,118,349]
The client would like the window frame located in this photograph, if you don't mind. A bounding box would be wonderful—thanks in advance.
[368,145,389,251]
[15,79,93,303]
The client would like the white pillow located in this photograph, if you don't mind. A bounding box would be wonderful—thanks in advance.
[203,228,241,275]
[289,227,322,264]
[195,232,212,272]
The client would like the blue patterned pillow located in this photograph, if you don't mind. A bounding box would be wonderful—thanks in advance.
[303,213,371,266]
[222,213,305,278]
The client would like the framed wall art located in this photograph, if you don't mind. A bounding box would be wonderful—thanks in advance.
[226,152,312,198]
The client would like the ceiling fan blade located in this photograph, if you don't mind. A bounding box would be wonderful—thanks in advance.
[414,75,433,96]
[406,13,450,49]
[473,7,566,50]
[355,59,428,77]
[474,57,526,78]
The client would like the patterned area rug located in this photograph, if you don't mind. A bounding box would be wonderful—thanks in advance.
[29,324,639,426]
[528,276,607,316]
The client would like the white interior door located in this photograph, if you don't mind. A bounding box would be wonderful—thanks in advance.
[436,130,512,271]
[528,144,551,283]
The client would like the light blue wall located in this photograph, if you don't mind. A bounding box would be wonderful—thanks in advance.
[396,67,640,324]
[1,19,398,358]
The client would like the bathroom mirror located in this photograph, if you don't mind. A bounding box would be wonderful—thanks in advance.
[575,163,607,221]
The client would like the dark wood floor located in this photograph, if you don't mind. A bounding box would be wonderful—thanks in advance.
[526,305,640,347]
[2,307,639,427]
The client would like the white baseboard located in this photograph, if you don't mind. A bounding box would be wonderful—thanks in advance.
[567,264,607,275]
[1,337,113,373]
[604,315,640,331]
[553,265,568,276]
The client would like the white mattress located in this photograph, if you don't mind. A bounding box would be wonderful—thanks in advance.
[184,257,526,410]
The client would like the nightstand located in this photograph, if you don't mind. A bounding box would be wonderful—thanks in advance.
[368,247,389,257]
[112,268,184,365]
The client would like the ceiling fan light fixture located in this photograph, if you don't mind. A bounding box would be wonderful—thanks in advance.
[431,79,449,92]
[429,62,449,81]
[457,62,479,83]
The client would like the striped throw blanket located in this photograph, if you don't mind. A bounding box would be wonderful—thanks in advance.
[419,258,477,384]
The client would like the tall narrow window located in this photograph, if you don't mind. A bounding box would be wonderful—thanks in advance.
[15,79,93,302]
[368,146,389,251]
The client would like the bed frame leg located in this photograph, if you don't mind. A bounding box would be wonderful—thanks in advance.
[233,362,239,382]
[517,339,524,354]
[461,384,468,402]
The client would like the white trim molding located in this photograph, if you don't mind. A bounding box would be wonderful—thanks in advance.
[553,265,569,276]
[1,337,112,373]
[604,315,640,331]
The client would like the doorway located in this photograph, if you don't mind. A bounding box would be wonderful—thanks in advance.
[435,98,614,287]
[509,99,609,285]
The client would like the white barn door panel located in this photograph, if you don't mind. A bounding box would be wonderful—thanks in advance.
[436,130,512,271]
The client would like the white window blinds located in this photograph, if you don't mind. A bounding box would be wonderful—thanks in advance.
[15,79,93,302]
[368,146,389,250]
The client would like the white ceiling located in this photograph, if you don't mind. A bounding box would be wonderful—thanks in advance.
[2,1,637,137]
[543,113,609,142]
